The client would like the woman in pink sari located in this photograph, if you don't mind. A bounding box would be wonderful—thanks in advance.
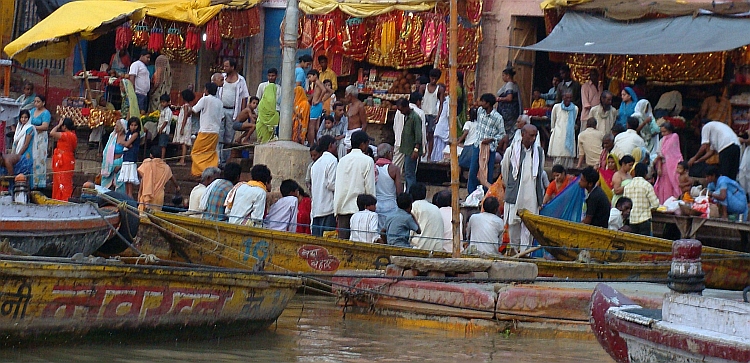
[654,122,682,203]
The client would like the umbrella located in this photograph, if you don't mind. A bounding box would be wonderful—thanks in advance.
[3,1,146,63]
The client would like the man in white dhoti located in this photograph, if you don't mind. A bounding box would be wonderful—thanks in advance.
[501,125,546,252]
[548,92,579,169]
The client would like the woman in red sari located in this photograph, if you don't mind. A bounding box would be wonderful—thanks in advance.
[296,187,312,234]
[50,118,77,201]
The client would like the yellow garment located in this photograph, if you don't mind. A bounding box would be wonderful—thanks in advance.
[137,157,173,211]
[540,0,592,10]
[599,173,613,201]
[190,132,219,177]
[299,0,435,17]
[292,86,310,144]
[530,98,547,109]
[4,1,146,62]
[319,68,338,91]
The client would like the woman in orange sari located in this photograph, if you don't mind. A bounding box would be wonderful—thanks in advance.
[49,117,77,201]
[292,85,310,144]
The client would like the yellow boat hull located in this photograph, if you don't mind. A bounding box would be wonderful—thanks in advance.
[519,210,750,290]
[0,255,299,345]
[146,211,671,282]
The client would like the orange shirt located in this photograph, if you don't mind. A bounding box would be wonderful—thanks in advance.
[545,175,575,198]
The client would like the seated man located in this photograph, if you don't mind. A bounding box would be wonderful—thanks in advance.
[466,196,505,256]
[264,179,300,232]
[543,164,575,205]
[233,96,260,144]
[381,192,421,248]
[225,164,272,226]
[705,166,748,218]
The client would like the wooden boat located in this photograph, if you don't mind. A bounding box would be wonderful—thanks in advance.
[0,254,300,346]
[518,210,750,290]
[0,193,119,257]
[145,211,672,281]
[590,283,750,363]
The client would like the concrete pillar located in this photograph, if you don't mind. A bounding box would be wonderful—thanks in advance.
[253,140,310,192]
[278,0,299,141]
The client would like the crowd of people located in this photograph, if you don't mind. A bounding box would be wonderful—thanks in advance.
[5,50,750,253]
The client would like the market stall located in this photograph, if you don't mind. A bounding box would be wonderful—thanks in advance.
[298,0,483,142]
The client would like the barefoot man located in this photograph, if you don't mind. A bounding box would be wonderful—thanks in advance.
[343,85,368,154]
[306,69,333,146]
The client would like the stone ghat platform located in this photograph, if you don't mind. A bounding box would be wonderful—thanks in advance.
[332,257,742,339]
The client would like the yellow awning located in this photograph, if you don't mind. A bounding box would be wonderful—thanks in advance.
[300,0,438,17]
[132,0,224,26]
[4,1,145,62]
[540,0,591,10]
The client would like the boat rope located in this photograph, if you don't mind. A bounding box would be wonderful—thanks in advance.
[89,200,144,255]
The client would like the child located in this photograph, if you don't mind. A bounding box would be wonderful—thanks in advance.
[381,192,421,248]
[235,96,259,144]
[350,194,380,243]
[323,79,336,115]
[137,145,180,211]
[609,197,632,231]
[466,196,505,255]
[264,179,300,232]
[317,115,342,141]
[530,88,546,109]
[117,117,142,198]
[677,161,693,199]
[173,89,195,166]
[156,93,172,159]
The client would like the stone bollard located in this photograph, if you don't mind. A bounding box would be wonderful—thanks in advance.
[12,174,28,204]
[667,239,705,295]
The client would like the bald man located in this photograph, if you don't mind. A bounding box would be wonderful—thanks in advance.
[501,124,546,253]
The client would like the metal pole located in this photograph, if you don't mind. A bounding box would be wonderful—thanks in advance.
[278,0,299,141]
[449,0,460,257]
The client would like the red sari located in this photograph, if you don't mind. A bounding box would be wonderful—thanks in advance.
[52,131,77,201]
[296,196,312,234]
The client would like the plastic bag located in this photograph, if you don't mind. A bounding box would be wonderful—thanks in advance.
[463,186,485,207]
[663,196,680,212]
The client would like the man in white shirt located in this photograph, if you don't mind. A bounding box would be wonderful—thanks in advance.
[128,51,151,112]
[653,90,683,119]
[408,183,445,251]
[467,196,505,256]
[688,120,741,180]
[577,118,605,168]
[256,67,281,111]
[311,135,338,236]
[219,58,250,166]
[264,179,300,232]
[334,131,376,239]
[433,189,463,253]
[589,91,618,137]
[188,167,221,217]
[392,92,426,171]
[613,116,646,159]
[225,164,271,226]
[190,82,224,177]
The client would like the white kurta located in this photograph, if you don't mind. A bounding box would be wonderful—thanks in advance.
[503,147,538,251]
[410,200,445,251]
[548,103,578,158]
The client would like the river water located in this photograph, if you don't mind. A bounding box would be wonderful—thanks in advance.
[0,296,613,362]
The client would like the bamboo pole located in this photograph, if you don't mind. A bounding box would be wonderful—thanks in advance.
[77,39,92,102]
[449,0,460,257]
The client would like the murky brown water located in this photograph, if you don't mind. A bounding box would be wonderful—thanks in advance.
[0,296,613,362]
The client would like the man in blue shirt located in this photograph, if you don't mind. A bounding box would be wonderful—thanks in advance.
[381,193,421,248]
[296,55,313,90]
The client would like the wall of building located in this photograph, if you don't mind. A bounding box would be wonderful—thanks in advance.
[476,0,543,101]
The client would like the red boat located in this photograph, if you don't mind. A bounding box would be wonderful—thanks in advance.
[590,239,750,363]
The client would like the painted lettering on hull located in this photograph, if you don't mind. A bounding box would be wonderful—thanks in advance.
[41,285,234,321]
[298,245,340,271]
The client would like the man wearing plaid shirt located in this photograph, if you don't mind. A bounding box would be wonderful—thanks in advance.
[623,163,659,236]
[200,162,241,221]
[468,93,506,192]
